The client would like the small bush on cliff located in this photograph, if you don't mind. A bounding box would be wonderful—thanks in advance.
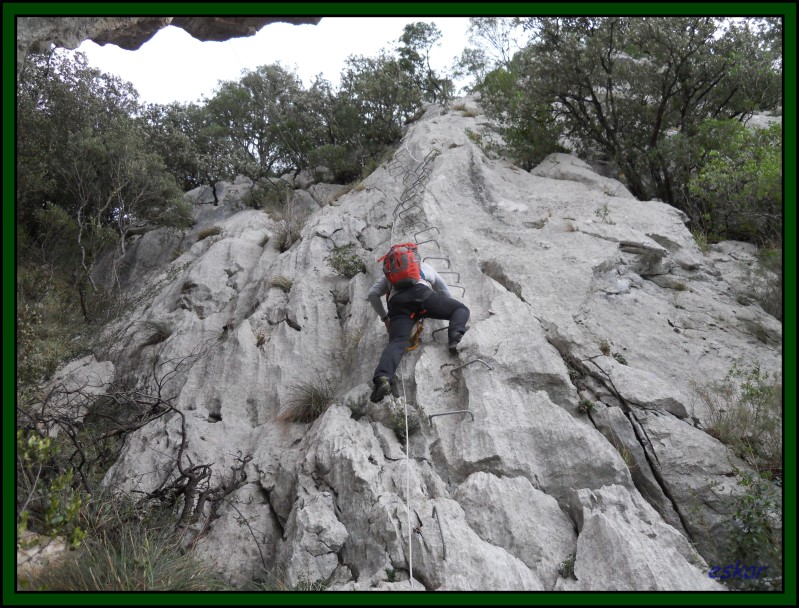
[723,468,783,591]
[270,276,293,293]
[558,553,576,579]
[29,497,232,591]
[694,360,782,477]
[278,379,335,423]
[327,243,365,279]
[577,399,595,415]
[273,196,308,253]
[196,225,224,241]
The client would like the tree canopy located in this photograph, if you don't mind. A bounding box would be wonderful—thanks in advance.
[478,16,782,244]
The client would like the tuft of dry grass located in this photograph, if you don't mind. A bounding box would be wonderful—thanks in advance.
[277,379,335,423]
[195,225,223,242]
[270,276,293,293]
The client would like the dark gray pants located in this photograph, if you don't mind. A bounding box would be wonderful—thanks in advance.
[373,284,469,383]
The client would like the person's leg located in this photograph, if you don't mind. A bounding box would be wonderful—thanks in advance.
[423,293,470,343]
[372,313,416,384]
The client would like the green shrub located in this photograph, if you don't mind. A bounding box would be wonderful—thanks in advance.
[243,180,292,210]
[30,517,232,591]
[465,128,482,144]
[308,144,361,184]
[594,203,613,224]
[577,399,595,415]
[327,243,365,279]
[694,361,782,476]
[16,430,86,550]
[249,570,329,591]
[16,264,91,388]
[389,402,423,443]
[598,339,611,356]
[723,468,783,591]
[612,352,628,365]
[278,379,335,423]
[558,553,576,579]
[687,121,782,246]
[691,228,709,254]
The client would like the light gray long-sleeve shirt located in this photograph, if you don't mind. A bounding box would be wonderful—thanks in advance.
[367,262,452,319]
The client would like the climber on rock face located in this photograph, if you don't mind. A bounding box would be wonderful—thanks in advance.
[367,243,470,403]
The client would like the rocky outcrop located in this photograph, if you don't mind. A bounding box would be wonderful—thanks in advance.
[16,16,321,70]
[66,96,780,591]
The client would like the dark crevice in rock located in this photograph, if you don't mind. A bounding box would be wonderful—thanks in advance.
[261,487,285,537]
[546,341,698,549]
[479,259,525,302]
[468,149,497,215]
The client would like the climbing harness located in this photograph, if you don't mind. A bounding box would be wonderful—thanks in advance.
[406,320,425,351]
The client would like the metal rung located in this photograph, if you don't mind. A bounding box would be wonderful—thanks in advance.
[401,187,423,201]
[415,238,441,251]
[448,284,466,296]
[409,170,431,184]
[404,171,426,186]
[431,326,448,342]
[394,197,419,217]
[450,359,493,378]
[437,271,460,283]
[420,150,439,167]
[394,200,420,217]
[423,256,451,268]
[414,227,440,241]
[399,192,423,207]
[398,204,423,219]
[403,183,426,199]
[398,192,422,208]
[429,410,474,424]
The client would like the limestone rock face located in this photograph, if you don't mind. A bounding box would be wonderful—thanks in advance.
[69,96,780,591]
[40,356,115,437]
[566,485,723,591]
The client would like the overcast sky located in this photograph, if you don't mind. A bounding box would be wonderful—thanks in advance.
[73,17,477,106]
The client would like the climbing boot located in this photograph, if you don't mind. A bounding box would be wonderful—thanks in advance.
[370,376,392,403]
[448,331,464,354]
[390,378,400,398]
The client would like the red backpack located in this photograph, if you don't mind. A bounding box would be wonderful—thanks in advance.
[378,243,422,290]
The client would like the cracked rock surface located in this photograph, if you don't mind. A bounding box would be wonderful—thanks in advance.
[71,96,780,591]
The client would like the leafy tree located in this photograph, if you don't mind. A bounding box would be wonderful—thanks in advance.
[499,17,781,207]
[303,77,363,182]
[688,121,781,245]
[453,18,527,91]
[17,49,192,320]
[339,52,422,159]
[17,50,139,234]
[204,64,311,182]
[397,22,454,103]
[451,47,492,93]
[478,59,565,170]
[139,102,205,191]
